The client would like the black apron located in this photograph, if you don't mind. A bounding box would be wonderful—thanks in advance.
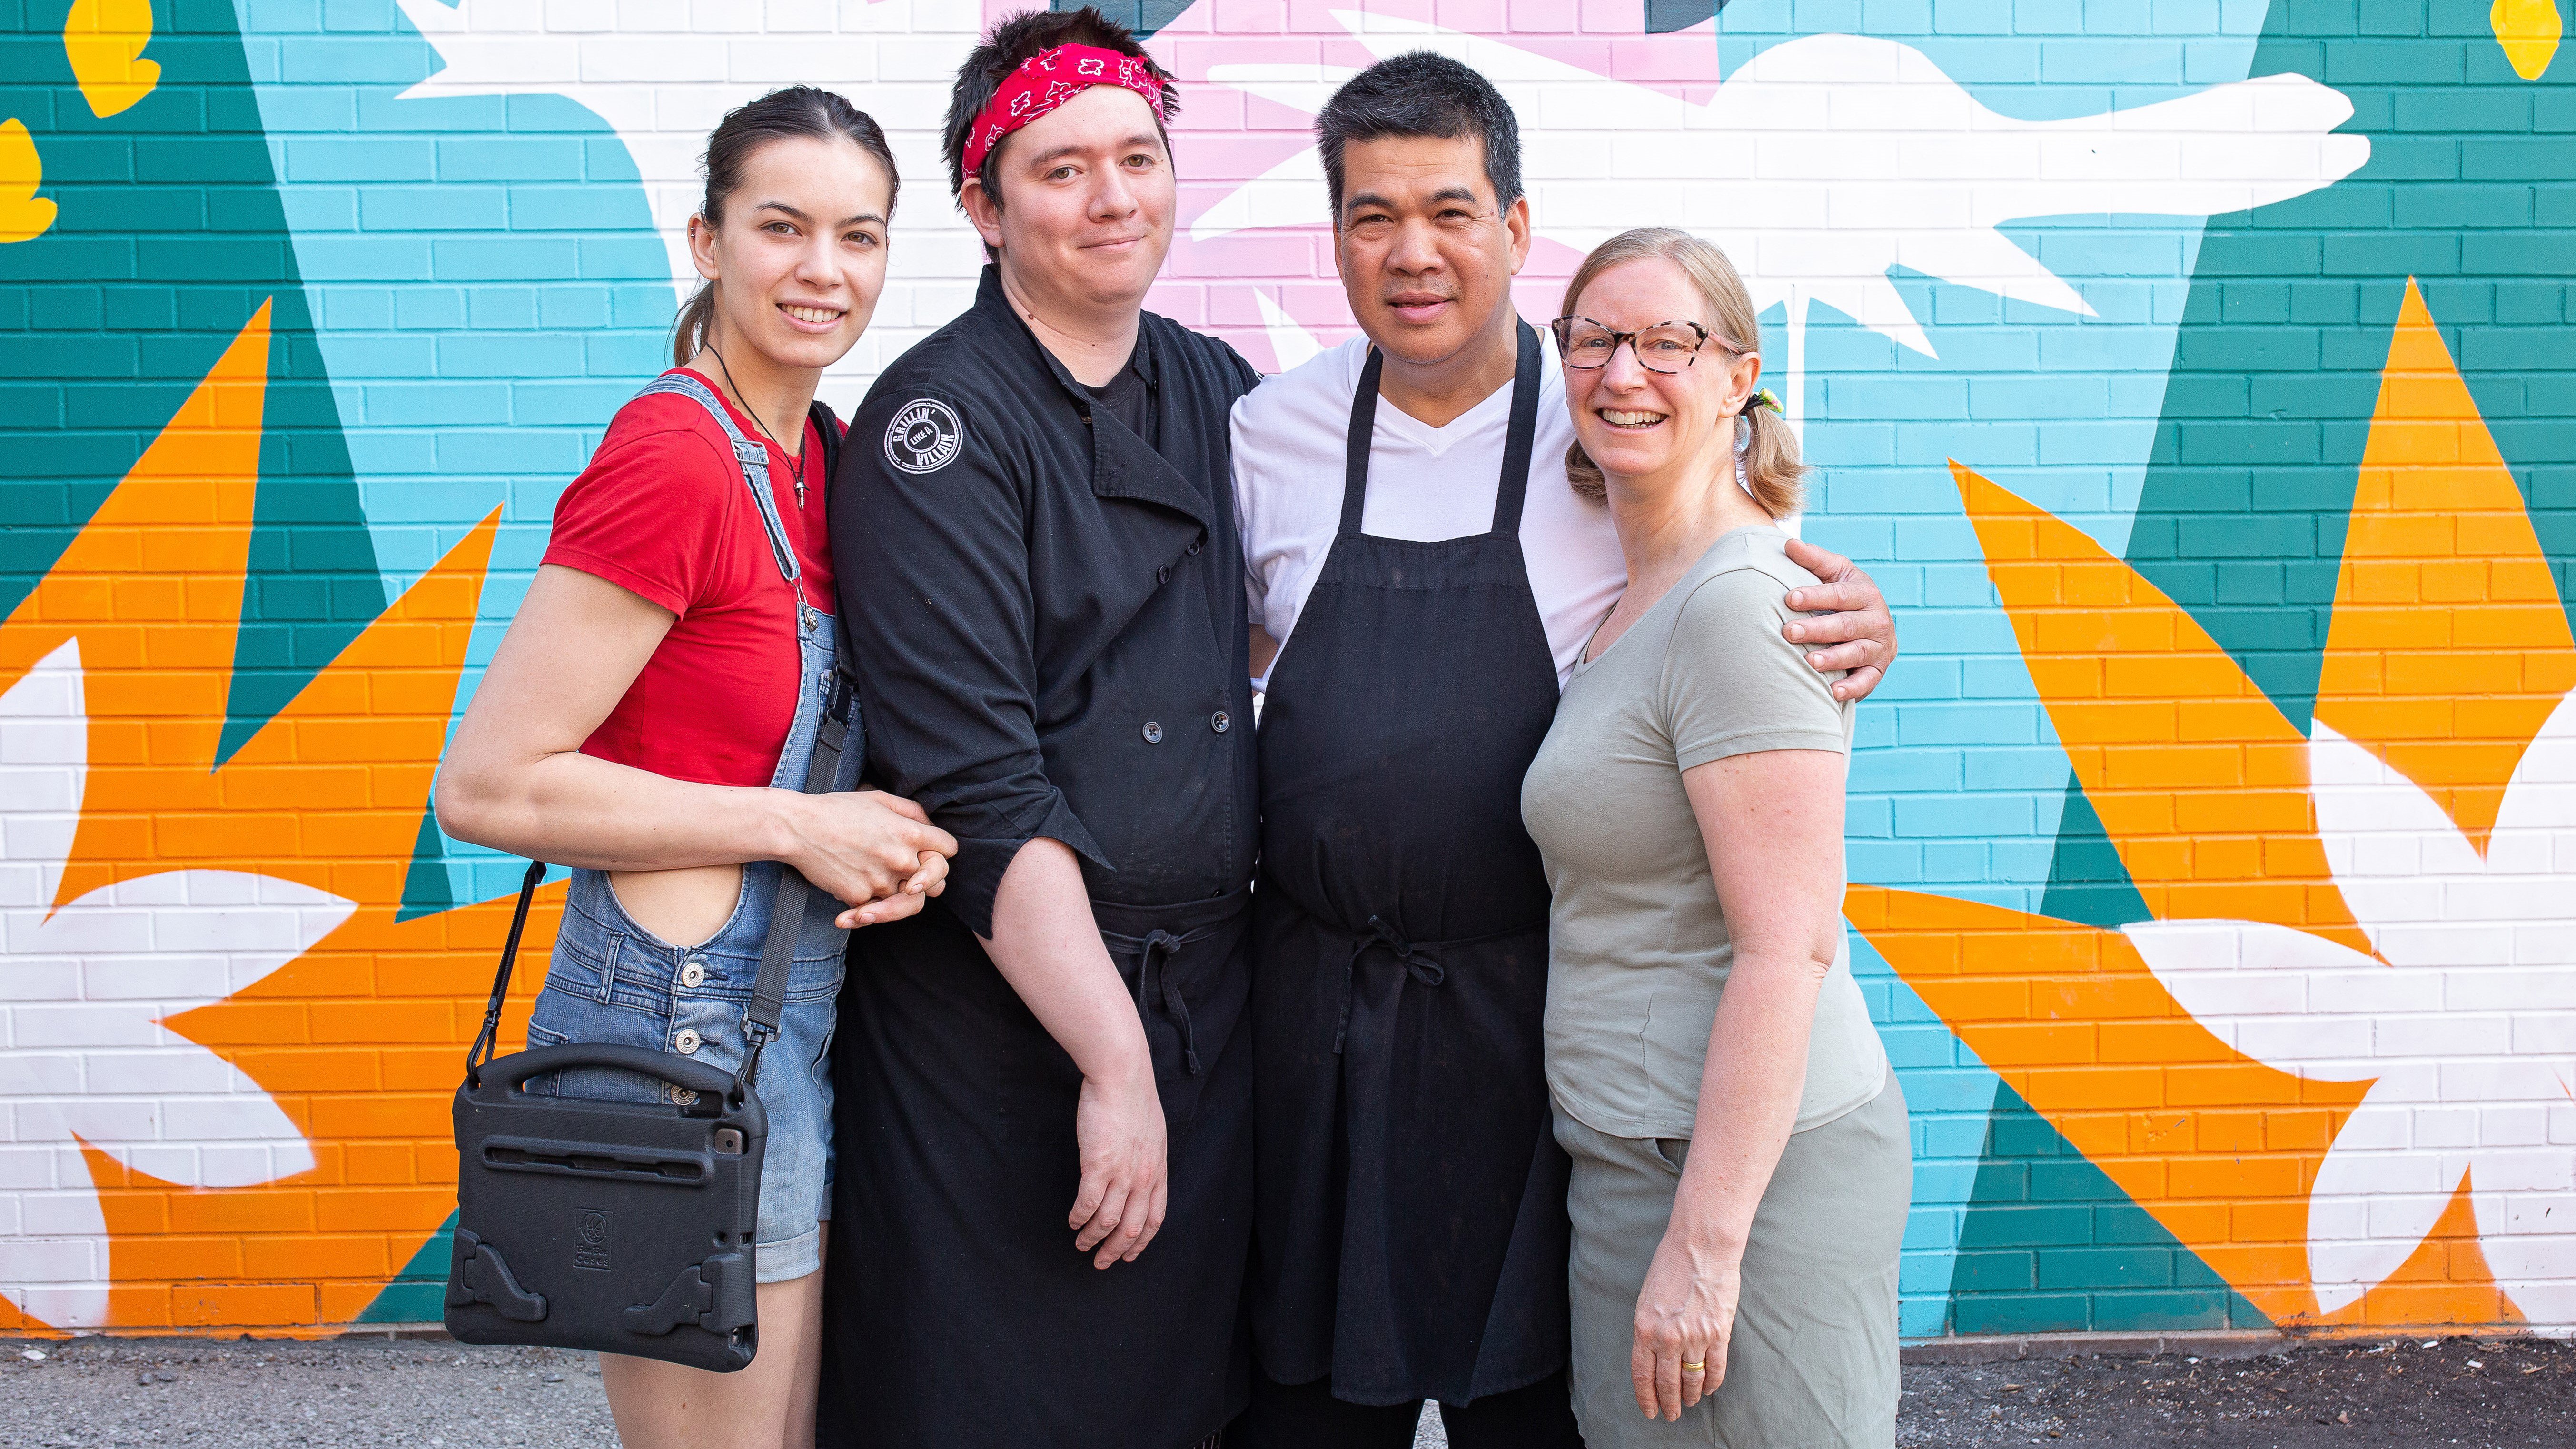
[1249,320,1573,1408]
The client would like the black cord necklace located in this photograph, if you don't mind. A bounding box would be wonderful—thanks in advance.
[705,341,807,508]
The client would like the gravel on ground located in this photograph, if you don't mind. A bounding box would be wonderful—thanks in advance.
[4,1332,2572,1447]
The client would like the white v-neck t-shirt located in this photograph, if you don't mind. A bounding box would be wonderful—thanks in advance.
[1231,336,1628,692]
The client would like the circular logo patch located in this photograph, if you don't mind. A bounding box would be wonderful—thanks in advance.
[884,398,963,475]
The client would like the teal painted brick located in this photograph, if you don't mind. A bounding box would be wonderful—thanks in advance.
[1953,1293,2090,1335]
[432,238,580,281]
[0,335,136,377]
[2039,1247,2174,1290]
[2323,232,2460,276]
[131,138,264,184]
[1966,1205,2094,1247]
[1951,1251,2037,1292]
[2087,1290,2232,1330]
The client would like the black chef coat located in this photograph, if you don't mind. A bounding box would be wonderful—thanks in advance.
[816,264,1262,1449]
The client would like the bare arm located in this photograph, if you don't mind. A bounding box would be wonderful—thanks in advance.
[981,838,1167,1269]
[435,564,951,924]
[1629,748,1848,1421]
[1780,537,1898,703]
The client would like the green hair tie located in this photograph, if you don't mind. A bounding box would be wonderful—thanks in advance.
[1741,387,1784,417]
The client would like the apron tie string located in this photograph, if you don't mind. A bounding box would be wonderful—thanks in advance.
[1335,914,1449,1056]
[1139,928,1203,1077]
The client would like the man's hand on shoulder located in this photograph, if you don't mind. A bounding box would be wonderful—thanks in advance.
[1780,537,1897,704]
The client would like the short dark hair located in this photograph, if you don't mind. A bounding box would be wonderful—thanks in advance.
[671,86,899,366]
[1315,51,1523,219]
[941,6,1180,202]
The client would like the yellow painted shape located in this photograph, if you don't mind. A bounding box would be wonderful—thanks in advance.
[64,0,160,119]
[1950,464,2370,955]
[2493,0,2563,80]
[2312,278,2576,848]
[0,118,57,244]
[1848,885,2508,1330]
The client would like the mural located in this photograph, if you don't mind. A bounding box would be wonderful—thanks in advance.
[0,0,2567,1340]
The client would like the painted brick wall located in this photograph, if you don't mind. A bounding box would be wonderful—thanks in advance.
[0,0,2569,1341]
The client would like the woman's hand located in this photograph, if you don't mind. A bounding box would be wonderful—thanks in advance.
[776,789,956,927]
[1070,1063,1169,1269]
[1631,1227,1743,1421]
[1779,537,1897,703]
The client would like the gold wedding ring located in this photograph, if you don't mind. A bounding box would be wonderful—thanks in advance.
[1681,1361,1706,1373]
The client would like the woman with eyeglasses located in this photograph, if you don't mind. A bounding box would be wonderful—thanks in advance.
[1519,227,1908,1448]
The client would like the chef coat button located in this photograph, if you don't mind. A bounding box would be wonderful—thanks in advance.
[1211,711,1231,734]
[680,961,705,989]
[674,1028,702,1055]
[1187,535,1204,556]
[1142,721,1164,744]
[1156,564,1173,585]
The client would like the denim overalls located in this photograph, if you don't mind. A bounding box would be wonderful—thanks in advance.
[524,372,862,1284]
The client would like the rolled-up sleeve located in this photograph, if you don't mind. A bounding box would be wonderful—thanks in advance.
[833,387,1108,938]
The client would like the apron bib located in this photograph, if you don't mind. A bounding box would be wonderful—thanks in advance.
[1249,321,1574,1407]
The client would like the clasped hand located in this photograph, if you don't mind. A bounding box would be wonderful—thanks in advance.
[780,788,956,928]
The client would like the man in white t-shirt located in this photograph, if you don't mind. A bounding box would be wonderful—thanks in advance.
[1226,51,1898,1449]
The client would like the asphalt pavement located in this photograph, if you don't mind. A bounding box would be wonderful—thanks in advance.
[6,1332,2573,1447]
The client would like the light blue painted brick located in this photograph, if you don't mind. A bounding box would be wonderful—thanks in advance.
[436,430,587,474]
[516,380,654,425]
[2040,39,2182,82]
[466,288,540,330]
[362,382,512,426]
[1899,1253,1965,1295]
[1896,784,2031,831]
[539,287,614,330]
[277,186,358,231]
[252,85,358,132]
[2013,0,2084,31]
[1930,0,2007,31]
[1969,376,2105,419]
[395,288,466,329]
[509,187,624,232]
[278,37,427,84]
[1897,1299,1950,1338]
[613,283,684,330]
[287,137,434,182]
[1920,839,1989,880]
[2152,0,2223,33]
[313,334,436,377]
[1910,1158,1984,1196]
[433,238,581,281]
[1920,1115,1990,1158]
[1881,1025,1955,1070]
[247,0,325,30]
[1863,0,1932,30]
[437,138,586,183]
[290,236,431,280]
[578,238,676,280]
[324,0,399,30]
[361,186,508,232]
[1964,746,2071,792]
[1871,748,1965,792]
[437,333,586,378]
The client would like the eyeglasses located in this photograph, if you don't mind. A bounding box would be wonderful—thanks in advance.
[1548,316,1740,373]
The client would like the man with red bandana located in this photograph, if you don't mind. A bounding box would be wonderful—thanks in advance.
[815,10,1259,1449]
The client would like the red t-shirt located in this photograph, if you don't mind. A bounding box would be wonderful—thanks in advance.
[543,369,836,787]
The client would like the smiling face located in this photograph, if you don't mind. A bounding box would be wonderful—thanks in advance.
[686,133,895,372]
[1333,133,1530,373]
[966,84,1176,315]
[1562,255,1762,489]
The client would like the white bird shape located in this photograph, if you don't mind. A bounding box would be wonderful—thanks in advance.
[2123,689,2576,1330]
[0,642,348,1329]
[1197,12,2371,411]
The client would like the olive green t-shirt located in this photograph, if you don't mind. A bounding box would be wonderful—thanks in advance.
[1521,525,1887,1140]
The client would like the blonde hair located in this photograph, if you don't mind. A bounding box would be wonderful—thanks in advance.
[1560,227,1805,518]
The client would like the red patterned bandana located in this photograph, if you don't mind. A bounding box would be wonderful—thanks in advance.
[961,42,1169,179]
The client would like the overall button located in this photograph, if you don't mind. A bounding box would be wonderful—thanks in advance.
[1211,711,1231,734]
[1142,721,1164,744]
[674,1028,703,1055]
[680,961,706,989]
[669,1085,700,1108]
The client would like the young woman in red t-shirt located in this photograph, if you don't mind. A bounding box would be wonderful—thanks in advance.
[437,87,951,1448]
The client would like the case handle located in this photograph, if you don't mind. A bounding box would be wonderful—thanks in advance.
[469,1042,741,1101]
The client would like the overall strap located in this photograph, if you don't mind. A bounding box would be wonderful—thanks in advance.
[1490,318,1544,536]
[1338,347,1386,539]
[634,372,802,586]
[733,665,859,1104]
